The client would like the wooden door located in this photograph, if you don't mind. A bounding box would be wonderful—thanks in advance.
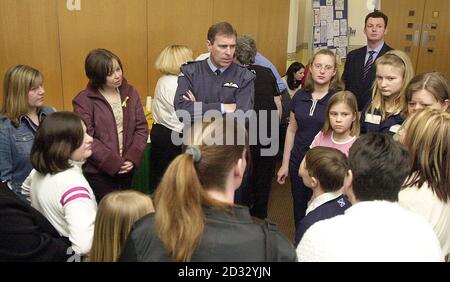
[383,0,426,70]
[415,0,450,76]
[0,0,63,110]
[383,0,449,77]
[212,0,289,77]
[57,0,148,110]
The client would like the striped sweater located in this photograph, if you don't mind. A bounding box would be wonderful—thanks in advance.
[28,161,97,255]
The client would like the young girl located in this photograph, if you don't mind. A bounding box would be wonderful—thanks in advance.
[310,91,359,156]
[398,109,450,259]
[0,65,55,198]
[26,112,97,256]
[277,49,344,230]
[73,49,148,203]
[406,72,449,114]
[88,190,154,262]
[360,50,414,136]
[394,72,449,142]
[119,119,296,262]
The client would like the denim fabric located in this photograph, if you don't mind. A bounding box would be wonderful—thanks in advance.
[0,107,54,196]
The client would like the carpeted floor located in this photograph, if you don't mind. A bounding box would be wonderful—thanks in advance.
[266,161,295,242]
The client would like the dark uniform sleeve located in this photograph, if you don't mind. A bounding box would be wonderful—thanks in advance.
[174,64,194,116]
[174,63,222,123]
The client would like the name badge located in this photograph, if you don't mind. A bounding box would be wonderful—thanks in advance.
[365,113,381,125]
[389,124,401,133]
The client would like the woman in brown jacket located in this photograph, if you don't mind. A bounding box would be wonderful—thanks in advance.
[73,49,148,202]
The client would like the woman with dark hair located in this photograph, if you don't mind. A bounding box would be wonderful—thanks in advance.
[23,111,97,256]
[282,62,305,98]
[72,49,148,202]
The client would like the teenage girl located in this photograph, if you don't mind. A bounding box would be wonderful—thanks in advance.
[393,71,449,141]
[25,112,97,256]
[310,90,359,156]
[277,49,344,229]
[360,49,414,136]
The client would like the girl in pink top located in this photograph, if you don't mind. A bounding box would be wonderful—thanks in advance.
[310,91,360,156]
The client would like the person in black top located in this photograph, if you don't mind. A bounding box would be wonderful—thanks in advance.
[234,34,280,219]
[0,182,71,261]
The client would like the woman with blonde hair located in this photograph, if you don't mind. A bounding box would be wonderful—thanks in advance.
[120,119,296,262]
[151,45,193,188]
[399,109,450,259]
[360,49,414,136]
[0,64,55,199]
[88,190,154,262]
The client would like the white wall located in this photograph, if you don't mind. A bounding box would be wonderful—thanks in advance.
[348,0,380,47]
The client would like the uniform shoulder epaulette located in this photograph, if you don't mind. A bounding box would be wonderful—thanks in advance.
[182,60,199,66]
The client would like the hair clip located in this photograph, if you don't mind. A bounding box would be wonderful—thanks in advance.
[185,145,201,162]
[121,96,130,107]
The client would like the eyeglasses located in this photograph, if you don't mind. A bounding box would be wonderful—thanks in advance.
[312,63,335,72]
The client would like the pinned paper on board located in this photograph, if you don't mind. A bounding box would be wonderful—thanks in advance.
[312,0,348,60]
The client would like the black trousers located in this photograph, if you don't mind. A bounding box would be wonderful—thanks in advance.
[85,171,134,203]
[150,123,182,190]
[248,145,276,219]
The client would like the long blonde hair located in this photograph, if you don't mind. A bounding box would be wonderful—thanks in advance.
[402,109,450,202]
[368,50,414,119]
[304,49,344,92]
[88,190,154,262]
[155,45,193,75]
[1,64,43,127]
[155,118,248,262]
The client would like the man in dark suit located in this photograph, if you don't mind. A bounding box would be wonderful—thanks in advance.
[342,10,393,111]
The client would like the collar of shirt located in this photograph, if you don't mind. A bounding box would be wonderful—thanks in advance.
[365,42,385,64]
[207,57,229,74]
[19,109,47,130]
[306,190,343,215]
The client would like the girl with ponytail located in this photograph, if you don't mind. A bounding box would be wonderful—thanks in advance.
[119,118,296,262]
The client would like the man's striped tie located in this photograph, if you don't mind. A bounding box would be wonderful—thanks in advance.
[363,50,376,79]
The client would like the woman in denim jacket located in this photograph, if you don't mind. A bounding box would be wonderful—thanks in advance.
[0,65,54,198]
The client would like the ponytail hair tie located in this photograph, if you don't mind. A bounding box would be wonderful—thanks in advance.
[185,145,201,162]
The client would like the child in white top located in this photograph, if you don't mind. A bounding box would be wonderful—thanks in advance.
[24,112,97,256]
[310,91,359,156]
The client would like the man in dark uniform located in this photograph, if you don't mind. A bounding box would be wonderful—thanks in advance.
[342,10,392,111]
[174,22,255,123]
